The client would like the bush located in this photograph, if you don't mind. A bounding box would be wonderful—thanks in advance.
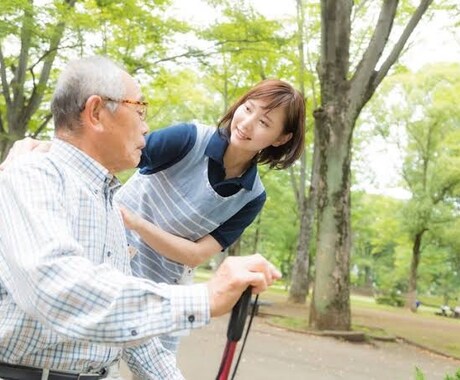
[415,367,460,380]
[444,369,460,380]
[375,294,404,307]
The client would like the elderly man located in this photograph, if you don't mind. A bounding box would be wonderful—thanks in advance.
[0,56,280,380]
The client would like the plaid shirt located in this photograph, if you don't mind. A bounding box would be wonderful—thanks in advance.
[0,139,209,379]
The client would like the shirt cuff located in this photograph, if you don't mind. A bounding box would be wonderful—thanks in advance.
[169,283,210,331]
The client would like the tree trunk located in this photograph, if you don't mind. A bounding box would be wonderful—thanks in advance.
[308,0,433,331]
[251,213,262,254]
[288,0,313,304]
[289,203,310,304]
[309,106,353,330]
[406,230,425,312]
[227,236,241,256]
[289,130,320,303]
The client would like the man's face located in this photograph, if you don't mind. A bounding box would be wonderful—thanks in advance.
[100,73,148,173]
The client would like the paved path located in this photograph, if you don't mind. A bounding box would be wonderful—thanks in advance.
[177,315,460,380]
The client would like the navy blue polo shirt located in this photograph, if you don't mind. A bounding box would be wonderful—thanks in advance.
[137,123,266,248]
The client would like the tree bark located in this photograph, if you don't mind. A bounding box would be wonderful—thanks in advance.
[406,230,426,312]
[289,129,320,303]
[309,105,353,330]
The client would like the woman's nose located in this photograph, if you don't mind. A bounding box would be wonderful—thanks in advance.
[240,114,255,130]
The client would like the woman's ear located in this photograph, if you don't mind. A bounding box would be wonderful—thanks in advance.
[272,132,293,147]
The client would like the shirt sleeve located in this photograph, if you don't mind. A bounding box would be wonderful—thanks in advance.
[210,191,266,249]
[0,161,210,347]
[138,123,197,174]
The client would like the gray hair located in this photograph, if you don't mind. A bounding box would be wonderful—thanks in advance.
[51,56,126,131]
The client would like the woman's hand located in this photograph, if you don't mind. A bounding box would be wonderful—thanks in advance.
[0,138,51,171]
[119,206,141,231]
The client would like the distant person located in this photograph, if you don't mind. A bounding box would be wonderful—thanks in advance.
[453,306,460,318]
[0,55,281,380]
[440,305,450,316]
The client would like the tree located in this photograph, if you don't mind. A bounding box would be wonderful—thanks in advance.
[0,0,196,160]
[373,64,460,310]
[289,0,310,303]
[310,0,434,330]
[199,0,289,109]
[0,0,77,160]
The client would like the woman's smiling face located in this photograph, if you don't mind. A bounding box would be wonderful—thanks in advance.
[229,98,292,154]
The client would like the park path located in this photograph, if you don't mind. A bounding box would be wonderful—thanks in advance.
[177,315,460,380]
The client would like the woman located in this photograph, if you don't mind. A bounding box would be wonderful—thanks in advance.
[116,78,305,352]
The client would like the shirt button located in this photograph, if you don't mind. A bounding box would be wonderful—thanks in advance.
[107,251,112,257]
[174,279,178,284]
[131,329,138,336]
[188,315,195,323]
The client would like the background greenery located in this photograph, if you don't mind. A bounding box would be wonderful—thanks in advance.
[1,0,459,312]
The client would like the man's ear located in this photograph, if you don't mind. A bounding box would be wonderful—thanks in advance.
[272,132,293,147]
[80,95,105,132]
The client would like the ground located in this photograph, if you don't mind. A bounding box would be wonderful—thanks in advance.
[121,294,460,379]
[177,314,459,380]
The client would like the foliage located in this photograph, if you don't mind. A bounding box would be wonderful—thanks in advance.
[415,367,460,380]
[241,167,299,276]
[364,63,460,305]
[445,369,460,380]
[414,367,425,380]
[375,293,404,307]
[0,0,187,158]
[350,191,409,294]
[1,0,459,318]
[197,0,301,108]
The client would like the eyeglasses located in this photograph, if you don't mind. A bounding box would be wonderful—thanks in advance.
[101,96,148,121]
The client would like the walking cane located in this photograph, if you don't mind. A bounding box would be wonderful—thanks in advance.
[216,286,257,380]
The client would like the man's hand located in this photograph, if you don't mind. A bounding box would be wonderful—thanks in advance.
[0,138,51,171]
[206,253,282,317]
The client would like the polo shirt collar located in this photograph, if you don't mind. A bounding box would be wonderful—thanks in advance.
[204,129,258,191]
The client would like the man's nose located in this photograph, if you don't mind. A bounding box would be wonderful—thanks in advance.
[140,120,148,135]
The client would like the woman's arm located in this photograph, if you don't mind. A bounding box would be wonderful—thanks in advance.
[120,206,223,267]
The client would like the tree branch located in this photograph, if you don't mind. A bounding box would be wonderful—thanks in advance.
[13,0,34,112]
[372,0,434,90]
[24,0,77,123]
[0,46,11,107]
[0,111,4,134]
[290,166,301,205]
[350,0,398,110]
[31,113,53,138]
